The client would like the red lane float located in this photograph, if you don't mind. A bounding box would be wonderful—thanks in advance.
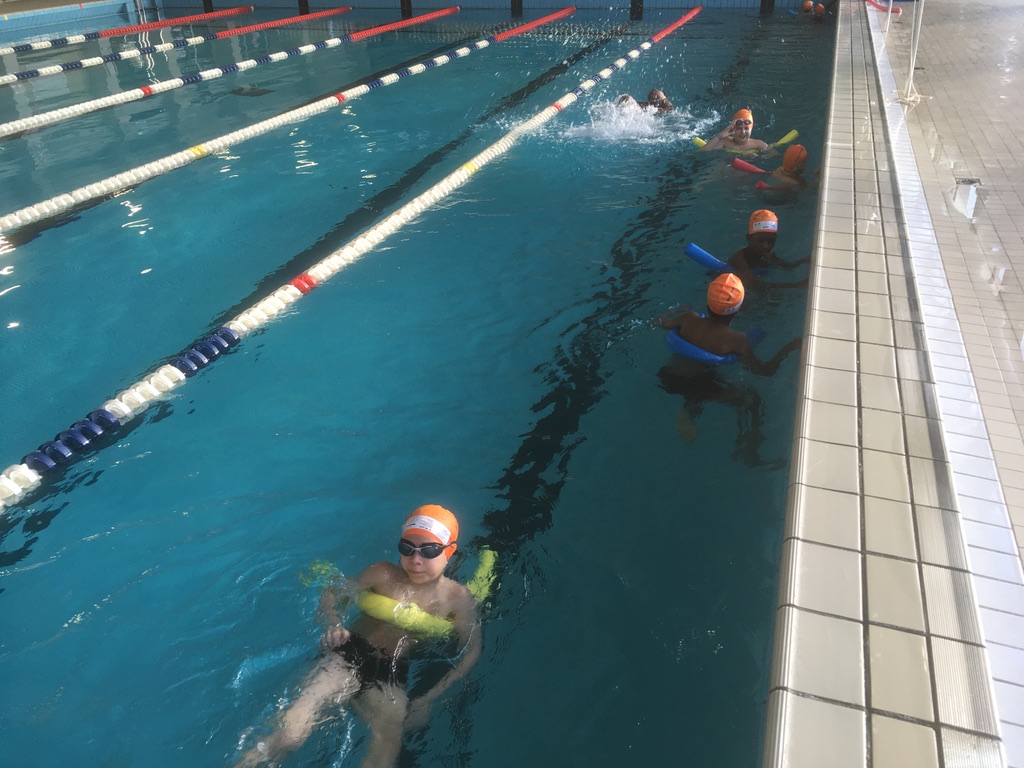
[1,8,351,87]
[98,6,254,38]
[213,7,350,39]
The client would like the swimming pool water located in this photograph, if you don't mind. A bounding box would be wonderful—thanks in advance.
[0,7,834,766]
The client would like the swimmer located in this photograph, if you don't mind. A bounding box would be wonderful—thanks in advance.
[700,109,772,154]
[654,274,802,465]
[615,88,674,113]
[770,144,809,187]
[234,505,481,768]
[802,0,813,10]
[727,209,809,288]
[656,274,802,377]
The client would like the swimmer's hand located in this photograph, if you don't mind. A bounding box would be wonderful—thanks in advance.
[321,625,351,651]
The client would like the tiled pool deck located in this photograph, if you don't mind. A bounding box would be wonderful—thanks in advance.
[764,0,1024,765]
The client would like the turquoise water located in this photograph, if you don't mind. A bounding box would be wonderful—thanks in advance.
[0,7,834,766]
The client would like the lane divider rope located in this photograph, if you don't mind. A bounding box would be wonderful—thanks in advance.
[0,6,254,57]
[0,6,572,234]
[0,7,349,87]
[0,5,704,514]
[0,7,459,139]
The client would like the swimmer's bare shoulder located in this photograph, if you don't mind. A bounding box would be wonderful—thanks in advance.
[358,561,406,596]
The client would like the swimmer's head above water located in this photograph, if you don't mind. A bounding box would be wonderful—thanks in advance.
[399,504,460,584]
[615,88,673,112]
[782,144,808,172]
[646,89,672,110]
[746,209,779,259]
[748,209,779,235]
[401,504,459,554]
[731,109,754,141]
[707,273,746,317]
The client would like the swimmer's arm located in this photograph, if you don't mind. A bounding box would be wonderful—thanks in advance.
[317,562,388,647]
[767,252,811,269]
[731,252,806,288]
[701,122,733,151]
[654,307,694,330]
[727,251,759,286]
[741,336,802,376]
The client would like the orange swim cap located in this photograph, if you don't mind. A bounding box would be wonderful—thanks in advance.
[783,144,808,171]
[802,0,813,10]
[732,108,753,124]
[748,209,779,235]
[403,505,459,550]
[708,274,745,316]
[814,3,825,15]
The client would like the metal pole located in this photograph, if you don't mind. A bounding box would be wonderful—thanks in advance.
[903,0,926,103]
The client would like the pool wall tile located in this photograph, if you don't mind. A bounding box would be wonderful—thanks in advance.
[866,554,925,631]
[871,715,940,768]
[778,538,862,620]
[762,691,866,768]
[868,624,935,721]
[787,484,861,550]
[771,606,865,706]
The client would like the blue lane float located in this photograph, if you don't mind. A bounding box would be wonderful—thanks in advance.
[15,327,240,479]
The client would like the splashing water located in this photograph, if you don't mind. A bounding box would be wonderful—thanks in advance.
[559,100,716,146]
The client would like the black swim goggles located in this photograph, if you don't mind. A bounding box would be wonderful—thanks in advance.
[397,538,452,559]
[734,118,753,126]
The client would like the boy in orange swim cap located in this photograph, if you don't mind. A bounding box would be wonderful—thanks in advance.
[654,274,803,463]
[702,108,772,154]
[727,209,809,288]
[655,274,801,376]
[234,504,481,768]
[770,144,809,187]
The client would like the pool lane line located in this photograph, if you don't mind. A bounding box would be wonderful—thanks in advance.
[0,6,254,58]
[0,20,608,247]
[0,6,575,235]
[0,6,703,515]
[0,7,350,88]
[0,7,460,140]
[210,23,629,326]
